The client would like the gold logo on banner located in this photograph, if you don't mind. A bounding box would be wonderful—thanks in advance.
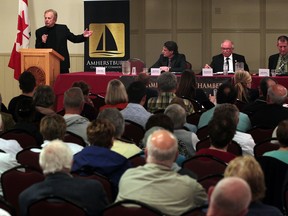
[89,23,125,58]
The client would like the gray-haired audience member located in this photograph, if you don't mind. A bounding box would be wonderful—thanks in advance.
[116,129,207,215]
[164,104,199,157]
[97,108,141,158]
[207,177,252,216]
[63,87,90,144]
[147,72,194,114]
[251,84,288,128]
[19,140,108,216]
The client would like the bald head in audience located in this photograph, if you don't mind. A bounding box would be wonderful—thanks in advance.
[145,129,178,168]
[267,84,287,105]
[207,177,252,216]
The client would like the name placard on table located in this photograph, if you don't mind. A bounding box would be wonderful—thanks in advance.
[96,67,106,75]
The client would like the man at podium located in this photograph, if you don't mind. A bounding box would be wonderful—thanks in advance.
[35,9,93,73]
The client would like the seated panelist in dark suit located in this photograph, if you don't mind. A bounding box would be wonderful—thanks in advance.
[205,39,249,73]
[150,41,187,73]
[268,35,288,73]
[35,9,93,73]
[19,140,108,216]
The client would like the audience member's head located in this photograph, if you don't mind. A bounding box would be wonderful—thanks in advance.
[276,120,288,147]
[126,81,146,105]
[40,140,73,175]
[163,41,179,55]
[259,77,277,99]
[87,119,115,148]
[40,114,66,141]
[19,71,36,94]
[267,84,288,105]
[146,129,178,168]
[208,115,236,150]
[157,72,177,92]
[145,113,174,132]
[224,156,266,202]
[33,85,55,108]
[176,69,196,98]
[234,71,252,102]
[213,103,239,126]
[97,108,125,138]
[64,87,84,114]
[105,79,128,105]
[164,104,186,129]
[136,72,150,86]
[216,82,237,104]
[207,177,251,216]
[15,98,36,122]
[72,80,90,96]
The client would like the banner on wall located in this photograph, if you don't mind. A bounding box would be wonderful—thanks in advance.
[84,0,130,72]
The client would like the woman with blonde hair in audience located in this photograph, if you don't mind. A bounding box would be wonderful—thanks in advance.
[100,79,128,111]
[224,156,282,215]
[234,71,258,103]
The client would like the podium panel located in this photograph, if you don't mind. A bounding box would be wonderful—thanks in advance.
[20,48,64,86]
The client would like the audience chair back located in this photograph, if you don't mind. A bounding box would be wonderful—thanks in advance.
[122,120,145,146]
[16,147,41,172]
[128,153,146,167]
[72,172,115,203]
[185,61,192,70]
[186,111,203,126]
[196,126,209,141]
[197,174,224,193]
[0,196,16,216]
[0,129,38,148]
[253,138,280,158]
[128,58,145,74]
[63,131,87,147]
[182,154,228,179]
[102,199,164,216]
[1,165,44,216]
[28,196,87,216]
[196,138,242,156]
[234,99,247,112]
[247,126,274,144]
[181,96,204,112]
[89,93,105,117]
[257,156,288,213]
[283,182,288,215]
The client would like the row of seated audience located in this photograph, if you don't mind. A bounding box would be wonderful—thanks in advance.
[0,67,288,215]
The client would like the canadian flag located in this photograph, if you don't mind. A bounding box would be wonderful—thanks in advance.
[8,0,30,80]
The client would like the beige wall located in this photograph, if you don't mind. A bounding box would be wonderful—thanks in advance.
[1,0,288,105]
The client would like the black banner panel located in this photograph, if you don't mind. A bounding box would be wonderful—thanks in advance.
[84,0,130,71]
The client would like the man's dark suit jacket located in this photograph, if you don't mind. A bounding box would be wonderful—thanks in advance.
[35,24,87,73]
[210,53,249,73]
[150,53,187,72]
[19,172,108,216]
[268,53,280,70]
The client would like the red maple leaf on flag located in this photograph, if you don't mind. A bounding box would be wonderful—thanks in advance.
[8,0,30,80]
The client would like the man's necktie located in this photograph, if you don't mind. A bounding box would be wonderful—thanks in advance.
[279,57,285,72]
[226,57,230,71]
[168,58,172,68]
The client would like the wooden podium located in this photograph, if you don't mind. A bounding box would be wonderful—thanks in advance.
[20,48,64,86]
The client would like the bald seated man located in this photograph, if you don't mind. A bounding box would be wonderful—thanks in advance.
[251,84,288,128]
[116,129,207,215]
[207,177,252,216]
[205,39,249,73]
